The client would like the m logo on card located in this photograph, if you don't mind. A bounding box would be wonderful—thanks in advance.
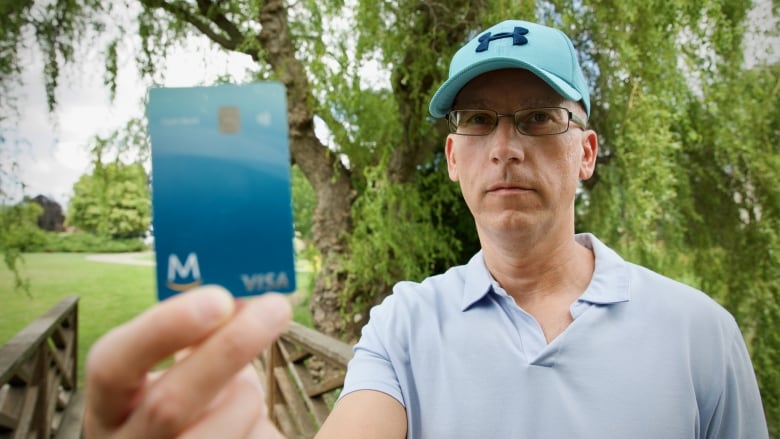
[166,253,204,291]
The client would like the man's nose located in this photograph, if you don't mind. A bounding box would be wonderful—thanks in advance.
[490,117,525,164]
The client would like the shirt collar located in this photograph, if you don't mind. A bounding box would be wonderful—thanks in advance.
[461,251,495,311]
[460,233,630,312]
[575,233,631,305]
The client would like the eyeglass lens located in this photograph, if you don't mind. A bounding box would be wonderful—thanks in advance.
[448,107,573,136]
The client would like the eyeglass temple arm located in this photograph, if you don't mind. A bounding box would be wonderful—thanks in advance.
[570,113,588,128]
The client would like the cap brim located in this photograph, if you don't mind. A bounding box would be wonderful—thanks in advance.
[429,58,583,118]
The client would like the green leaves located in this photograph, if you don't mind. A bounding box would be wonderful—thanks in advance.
[556,1,779,432]
[68,161,150,239]
[343,164,461,309]
[0,201,45,294]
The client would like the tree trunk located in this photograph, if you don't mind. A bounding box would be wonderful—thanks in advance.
[256,0,481,341]
[258,0,356,340]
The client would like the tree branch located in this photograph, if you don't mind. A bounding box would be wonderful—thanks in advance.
[256,0,350,187]
[142,0,235,49]
[195,0,244,50]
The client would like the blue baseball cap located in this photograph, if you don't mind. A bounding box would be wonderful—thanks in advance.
[429,20,590,118]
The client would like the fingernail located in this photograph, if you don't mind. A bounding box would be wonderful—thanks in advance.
[193,286,235,324]
[252,294,292,330]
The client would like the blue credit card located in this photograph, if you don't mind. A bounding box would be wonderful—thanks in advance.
[147,82,296,300]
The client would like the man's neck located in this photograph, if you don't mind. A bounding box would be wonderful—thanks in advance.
[479,229,594,308]
[478,229,595,343]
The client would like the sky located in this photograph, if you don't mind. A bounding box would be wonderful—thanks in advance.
[1,31,257,209]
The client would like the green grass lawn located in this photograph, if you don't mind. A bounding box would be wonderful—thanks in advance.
[0,253,157,388]
[0,253,313,388]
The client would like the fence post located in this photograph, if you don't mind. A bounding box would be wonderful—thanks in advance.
[265,341,283,426]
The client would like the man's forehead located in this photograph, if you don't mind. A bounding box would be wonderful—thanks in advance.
[454,95,565,109]
[453,70,567,109]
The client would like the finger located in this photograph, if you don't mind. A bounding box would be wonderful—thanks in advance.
[125,293,291,438]
[178,366,265,438]
[147,369,166,383]
[174,347,194,362]
[248,418,287,439]
[85,286,235,430]
[170,299,249,362]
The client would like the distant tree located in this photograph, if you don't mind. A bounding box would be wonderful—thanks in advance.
[0,201,45,293]
[291,164,315,250]
[31,194,65,231]
[67,161,150,239]
[0,138,32,293]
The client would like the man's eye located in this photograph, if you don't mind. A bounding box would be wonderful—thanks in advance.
[527,111,553,123]
[466,112,495,125]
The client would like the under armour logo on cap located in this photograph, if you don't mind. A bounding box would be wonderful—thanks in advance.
[475,26,529,52]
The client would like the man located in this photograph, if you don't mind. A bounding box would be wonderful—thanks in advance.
[84,19,768,438]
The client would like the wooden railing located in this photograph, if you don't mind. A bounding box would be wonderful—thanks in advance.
[0,296,81,439]
[256,321,354,439]
[1,297,351,439]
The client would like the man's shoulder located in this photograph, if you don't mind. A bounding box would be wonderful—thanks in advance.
[585,234,731,311]
[584,233,738,332]
[628,262,719,305]
[624,261,739,333]
[366,256,482,325]
[390,261,472,307]
[397,260,470,290]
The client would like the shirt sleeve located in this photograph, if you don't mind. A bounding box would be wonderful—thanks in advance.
[338,294,406,407]
[705,328,769,439]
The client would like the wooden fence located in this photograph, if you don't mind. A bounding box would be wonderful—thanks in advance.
[0,296,81,439]
[256,321,354,439]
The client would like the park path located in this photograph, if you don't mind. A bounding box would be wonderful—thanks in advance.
[84,252,155,266]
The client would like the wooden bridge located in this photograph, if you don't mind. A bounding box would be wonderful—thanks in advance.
[0,297,81,439]
[0,297,352,439]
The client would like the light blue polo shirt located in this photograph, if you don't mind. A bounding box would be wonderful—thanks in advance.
[340,234,768,438]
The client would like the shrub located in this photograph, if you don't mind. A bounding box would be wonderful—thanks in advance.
[27,232,148,253]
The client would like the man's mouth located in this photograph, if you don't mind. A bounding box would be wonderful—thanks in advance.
[486,182,532,193]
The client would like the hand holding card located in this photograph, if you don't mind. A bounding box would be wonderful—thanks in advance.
[147,82,296,300]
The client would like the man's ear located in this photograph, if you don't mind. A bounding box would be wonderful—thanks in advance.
[579,129,598,180]
[445,136,459,182]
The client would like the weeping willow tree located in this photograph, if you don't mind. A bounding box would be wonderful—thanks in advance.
[545,0,780,431]
[2,0,778,430]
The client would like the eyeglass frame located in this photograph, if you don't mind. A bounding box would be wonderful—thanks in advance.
[446,107,588,137]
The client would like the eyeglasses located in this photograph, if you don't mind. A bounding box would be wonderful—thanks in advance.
[446,107,587,137]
